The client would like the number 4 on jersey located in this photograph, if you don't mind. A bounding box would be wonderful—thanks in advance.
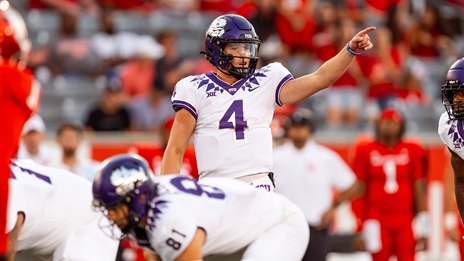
[219,100,248,140]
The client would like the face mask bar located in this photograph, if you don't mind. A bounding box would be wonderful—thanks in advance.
[442,81,464,120]
[92,198,134,239]
[93,206,125,240]
[217,41,259,79]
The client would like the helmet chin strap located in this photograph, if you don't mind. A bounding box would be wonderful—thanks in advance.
[217,66,247,79]
[217,55,250,79]
[119,210,141,235]
[452,107,464,121]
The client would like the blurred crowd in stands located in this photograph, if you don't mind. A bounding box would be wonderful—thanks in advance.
[9,0,464,134]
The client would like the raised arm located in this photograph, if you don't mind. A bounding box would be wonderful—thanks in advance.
[279,27,376,105]
[160,109,196,175]
[449,148,464,225]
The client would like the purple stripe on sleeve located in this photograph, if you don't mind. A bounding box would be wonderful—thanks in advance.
[198,226,207,238]
[172,100,198,119]
[275,74,293,106]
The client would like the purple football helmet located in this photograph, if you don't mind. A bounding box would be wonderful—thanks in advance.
[442,58,464,120]
[92,154,157,235]
[203,14,260,79]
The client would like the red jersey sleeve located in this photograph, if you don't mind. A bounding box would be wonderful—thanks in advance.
[411,143,426,181]
[404,138,428,181]
[350,135,375,181]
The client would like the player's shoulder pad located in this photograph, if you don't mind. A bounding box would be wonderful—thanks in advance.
[438,111,451,135]
[259,62,286,72]
[177,74,206,88]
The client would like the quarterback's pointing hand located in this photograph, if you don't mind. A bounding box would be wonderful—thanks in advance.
[348,27,376,53]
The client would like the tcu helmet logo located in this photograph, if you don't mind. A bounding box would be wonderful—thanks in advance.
[110,166,147,196]
[207,17,227,37]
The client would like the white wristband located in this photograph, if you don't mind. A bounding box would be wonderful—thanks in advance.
[414,211,430,238]
[445,212,458,230]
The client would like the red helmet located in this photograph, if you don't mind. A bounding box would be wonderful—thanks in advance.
[0,1,30,63]
[376,107,406,138]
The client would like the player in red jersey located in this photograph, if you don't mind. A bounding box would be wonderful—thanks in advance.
[351,107,428,261]
[0,2,41,260]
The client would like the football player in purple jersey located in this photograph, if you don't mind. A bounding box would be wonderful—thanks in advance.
[6,160,119,261]
[93,154,309,261]
[160,14,375,189]
[439,58,464,226]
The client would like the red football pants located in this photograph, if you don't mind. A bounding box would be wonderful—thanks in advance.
[371,217,415,261]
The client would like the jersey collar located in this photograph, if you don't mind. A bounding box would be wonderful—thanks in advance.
[205,72,250,95]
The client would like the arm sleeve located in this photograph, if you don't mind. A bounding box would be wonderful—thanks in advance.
[6,178,25,234]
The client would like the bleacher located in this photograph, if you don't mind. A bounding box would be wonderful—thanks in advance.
[14,3,219,132]
[10,1,456,135]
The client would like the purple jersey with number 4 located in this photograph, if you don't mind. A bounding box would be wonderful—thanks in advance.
[137,175,304,261]
[172,63,293,179]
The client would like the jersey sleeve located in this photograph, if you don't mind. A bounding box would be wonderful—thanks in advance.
[148,202,199,261]
[404,138,429,180]
[6,177,25,233]
[267,62,293,106]
[171,77,199,119]
[437,112,464,160]
[438,112,453,148]
[6,68,41,114]
[351,144,369,182]
[410,143,426,181]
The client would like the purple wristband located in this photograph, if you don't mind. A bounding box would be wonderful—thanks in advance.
[346,41,362,56]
